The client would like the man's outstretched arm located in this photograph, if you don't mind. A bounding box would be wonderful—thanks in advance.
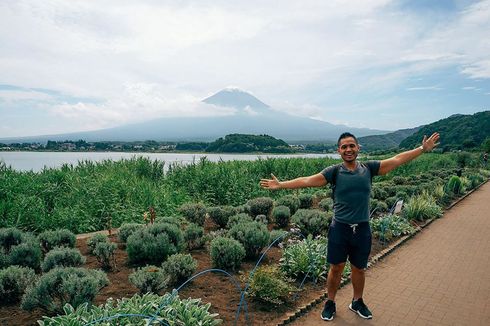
[260,173,327,190]
[378,132,440,176]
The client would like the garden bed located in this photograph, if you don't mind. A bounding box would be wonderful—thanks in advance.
[0,234,388,326]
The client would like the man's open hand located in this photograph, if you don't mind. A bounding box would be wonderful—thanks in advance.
[260,174,281,190]
[422,132,440,152]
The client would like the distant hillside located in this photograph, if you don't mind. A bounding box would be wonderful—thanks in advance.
[358,127,421,151]
[399,111,490,150]
[205,134,292,153]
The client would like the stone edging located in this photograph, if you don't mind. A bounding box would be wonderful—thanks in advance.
[276,178,489,325]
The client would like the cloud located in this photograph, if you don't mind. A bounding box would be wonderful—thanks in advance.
[406,86,443,91]
[0,89,54,102]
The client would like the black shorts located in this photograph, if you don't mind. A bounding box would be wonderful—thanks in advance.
[327,219,372,269]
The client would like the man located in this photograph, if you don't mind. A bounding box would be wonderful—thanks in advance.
[260,131,440,321]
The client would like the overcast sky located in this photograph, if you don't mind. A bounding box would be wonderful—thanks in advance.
[1,0,489,137]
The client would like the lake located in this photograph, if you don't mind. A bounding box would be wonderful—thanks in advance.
[0,151,339,172]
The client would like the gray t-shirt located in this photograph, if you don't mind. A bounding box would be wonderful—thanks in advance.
[321,161,380,224]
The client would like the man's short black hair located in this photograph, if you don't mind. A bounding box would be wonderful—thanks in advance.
[337,132,359,147]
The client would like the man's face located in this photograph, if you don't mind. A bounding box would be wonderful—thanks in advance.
[337,137,359,163]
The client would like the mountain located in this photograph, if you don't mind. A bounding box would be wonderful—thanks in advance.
[399,111,490,150]
[0,88,388,144]
[357,127,421,151]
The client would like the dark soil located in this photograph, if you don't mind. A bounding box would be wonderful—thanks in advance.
[0,231,389,326]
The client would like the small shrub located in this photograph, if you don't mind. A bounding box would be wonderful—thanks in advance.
[0,228,24,252]
[178,203,207,226]
[269,229,288,246]
[371,186,388,200]
[276,195,300,215]
[184,223,204,250]
[153,216,184,226]
[0,249,7,269]
[392,176,407,185]
[127,230,174,265]
[161,253,197,286]
[93,242,117,270]
[395,191,408,201]
[385,196,397,209]
[38,229,76,252]
[272,205,291,228]
[298,193,314,209]
[21,267,108,313]
[118,223,144,243]
[148,223,185,252]
[291,209,332,237]
[402,194,443,221]
[86,234,108,255]
[248,265,295,307]
[226,213,253,229]
[370,200,388,213]
[207,206,236,228]
[8,241,42,270]
[370,214,415,242]
[0,266,37,304]
[41,247,86,272]
[318,198,333,212]
[280,235,328,281]
[37,292,222,325]
[254,214,268,224]
[228,221,270,258]
[209,237,245,271]
[246,197,274,217]
[129,265,168,294]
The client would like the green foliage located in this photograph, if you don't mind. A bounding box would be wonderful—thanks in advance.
[207,206,236,228]
[161,253,197,286]
[37,292,222,325]
[126,226,178,265]
[246,197,274,217]
[402,194,443,221]
[269,229,288,246]
[86,233,108,255]
[205,134,292,153]
[21,267,108,313]
[318,198,333,212]
[298,193,314,209]
[184,223,204,250]
[291,209,332,237]
[0,228,24,252]
[0,266,37,304]
[391,176,407,185]
[0,250,7,269]
[38,229,76,252]
[447,175,463,195]
[370,214,415,242]
[371,186,388,200]
[280,235,328,281]
[93,242,117,270]
[41,247,86,272]
[178,202,207,226]
[8,240,42,270]
[129,266,168,294]
[275,195,300,214]
[247,265,295,306]
[118,223,144,243]
[228,221,270,258]
[272,205,291,228]
[209,237,245,271]
[226,213,253,229]
[370,199,388,213]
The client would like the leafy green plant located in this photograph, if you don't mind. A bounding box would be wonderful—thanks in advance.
[38,229,76,253]
[272,205,291,228]
[246,197,274,217]
[129,265,168,294]
[226,213,253,229]
[161,253,197,286]
[291,209,332,237]
[0,266,37,304]
[41,247,86,272]
[275,195,300,215]
[298,193,314,209]
[247,265,295,306]
[178,202,207,226]
[118,223,144,243]
[228,221,270,258]
[0,228,24,252]
[37,292,222,325]
[93,241,117,270]
[127,229,174,265]
[209,237,245,271]
[21,267,108,313]
[207,206,236,228]
[269,229,288,246]
[318,198,333,212]
[184,223,204,250]
[402,194,443,221]
[370,214,415,242]
[86,233,108,255]
[446,175,462,195]
[280,235,328,281]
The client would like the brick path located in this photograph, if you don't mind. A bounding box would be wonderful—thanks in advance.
[290,181,490,326]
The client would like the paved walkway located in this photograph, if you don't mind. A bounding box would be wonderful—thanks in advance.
[290,181,490,326]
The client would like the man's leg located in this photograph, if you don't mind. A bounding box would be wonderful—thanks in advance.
[327,262,346,301]
[351,264,365,300]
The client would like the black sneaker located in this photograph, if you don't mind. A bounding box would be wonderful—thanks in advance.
[349,298,372,319]
[321,300,336,321]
